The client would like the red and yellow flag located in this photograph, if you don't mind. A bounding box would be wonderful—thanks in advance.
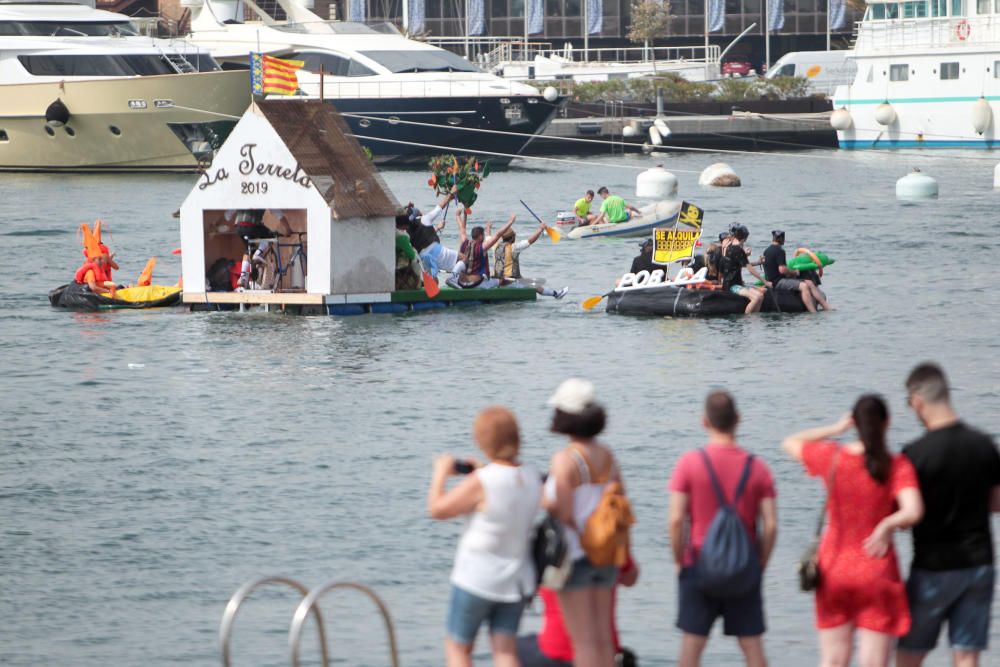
[250,53,304,96]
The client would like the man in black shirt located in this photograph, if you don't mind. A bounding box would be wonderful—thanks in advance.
[760,230,832,312]
[721,225,769,314]
[898,363,1000,667]
[629,239,657,274]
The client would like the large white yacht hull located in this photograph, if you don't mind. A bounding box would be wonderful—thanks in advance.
[0,70,249,171]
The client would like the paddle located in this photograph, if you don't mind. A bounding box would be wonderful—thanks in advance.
[582,292,612,311]
[422,271,440,298]
[519,200,560,244]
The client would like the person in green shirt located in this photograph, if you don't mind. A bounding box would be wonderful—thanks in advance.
[574,190,597,225]
[595,186,642,225]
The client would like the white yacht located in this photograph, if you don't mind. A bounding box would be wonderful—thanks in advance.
[832,0,1000,148]
[0,0,249,171]
[184,0,561,165]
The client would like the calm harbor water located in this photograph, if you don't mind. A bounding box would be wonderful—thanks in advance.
[1,149,999,666]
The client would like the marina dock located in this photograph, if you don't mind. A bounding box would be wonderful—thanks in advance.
[532,111,837,153]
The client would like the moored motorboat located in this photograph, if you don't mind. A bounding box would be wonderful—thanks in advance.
[49,282,182,311]
[567,199,681,240]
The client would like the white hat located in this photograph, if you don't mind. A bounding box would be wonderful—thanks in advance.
[547,378,596,415]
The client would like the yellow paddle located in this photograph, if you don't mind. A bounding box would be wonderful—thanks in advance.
[581,292,611,311]
[520,199,560,244]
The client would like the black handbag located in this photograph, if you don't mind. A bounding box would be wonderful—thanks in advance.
[532,514,569,588]
[799,450,839,592]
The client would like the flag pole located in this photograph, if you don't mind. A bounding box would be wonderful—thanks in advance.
[764,0,770,72]
[703,0,709,79]
[826,0,831,50]
[583,0,589,62]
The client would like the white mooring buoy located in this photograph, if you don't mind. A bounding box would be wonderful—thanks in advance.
[699,163,741,187]
[636,165,678,199]
[896,169,938,200]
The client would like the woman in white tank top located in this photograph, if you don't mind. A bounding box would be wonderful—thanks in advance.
[428,406,542,667]
[545,379,623,667]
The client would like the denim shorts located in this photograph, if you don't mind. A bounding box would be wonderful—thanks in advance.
[729,285,749,296]
[898,565,995,653]
[563,557,617,591]
[676,566,765,637]
[446,585,526,645]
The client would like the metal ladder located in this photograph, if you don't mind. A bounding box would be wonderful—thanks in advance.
[163,53,197,74]
[219,576,400,667]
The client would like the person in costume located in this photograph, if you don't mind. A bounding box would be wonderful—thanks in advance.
[74,223,117,298]
[594,186,641,225]
[761,230,832,312]
[492,222,569,299]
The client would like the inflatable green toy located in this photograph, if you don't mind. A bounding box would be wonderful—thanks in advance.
[787,249,834,272]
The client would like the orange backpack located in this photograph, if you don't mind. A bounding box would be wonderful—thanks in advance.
[571,447,636,567]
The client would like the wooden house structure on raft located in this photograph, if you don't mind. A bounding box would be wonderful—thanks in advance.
[179,100,535,315]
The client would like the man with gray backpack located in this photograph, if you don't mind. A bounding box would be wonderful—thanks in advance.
[668,390,778,667]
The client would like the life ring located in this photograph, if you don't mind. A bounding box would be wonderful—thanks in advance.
[795,247,824,277]
[956,19,971,41]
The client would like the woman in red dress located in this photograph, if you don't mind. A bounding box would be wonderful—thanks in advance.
[783,395,924,667]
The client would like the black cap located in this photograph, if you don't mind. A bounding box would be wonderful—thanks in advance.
[733,225,750,241]
[640,238,653,250]
[771,229,785,240]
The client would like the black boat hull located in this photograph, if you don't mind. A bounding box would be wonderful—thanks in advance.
[330,95,561,166]
[606,285,809,317]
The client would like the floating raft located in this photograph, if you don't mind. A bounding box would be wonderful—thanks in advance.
[186,287,537,315]
[606,284,807,317]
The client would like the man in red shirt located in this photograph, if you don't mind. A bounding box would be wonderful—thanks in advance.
[668,390,777,667]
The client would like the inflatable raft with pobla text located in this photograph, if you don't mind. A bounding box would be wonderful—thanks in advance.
[604,267,811,317]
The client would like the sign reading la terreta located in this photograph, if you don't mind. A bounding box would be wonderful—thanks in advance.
[198,143,313,192]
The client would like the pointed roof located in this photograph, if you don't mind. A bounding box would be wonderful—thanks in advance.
[256,99,398,220]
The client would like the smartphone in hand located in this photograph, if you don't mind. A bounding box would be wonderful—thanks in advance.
[453,460,475,475]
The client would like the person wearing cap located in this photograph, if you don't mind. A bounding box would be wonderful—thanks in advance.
[400,186,461,281]
[492,223,569,299]
[594,186,642,225]
[761,230,832,312]
[629,238,657,274]
[721,225,769,314]
[544,379,624,667]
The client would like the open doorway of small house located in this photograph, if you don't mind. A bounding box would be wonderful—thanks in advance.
[202,209,307,292]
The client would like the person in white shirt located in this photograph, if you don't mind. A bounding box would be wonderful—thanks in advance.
[492,223,569,299]
[428,406,543,667]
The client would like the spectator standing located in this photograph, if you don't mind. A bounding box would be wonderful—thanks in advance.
[897,363,1000,667]
[783,395,923,667]
[544,378,623,667]
[428,407,542,667]
[668,390,777,667]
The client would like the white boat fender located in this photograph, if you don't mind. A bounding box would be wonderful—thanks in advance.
[623,125,637,137]
[874,102,897,126]
[699,163,741,187]
[830,107,853,131]
[649,126,663,146]
[653,118,671,138]
[896,169,938,200]
[543,86,559,102]
[972,97,992,135]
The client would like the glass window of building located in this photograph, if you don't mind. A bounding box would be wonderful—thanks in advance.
[940,61,960,78]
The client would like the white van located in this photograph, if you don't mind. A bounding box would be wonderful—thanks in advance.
[766,50,857,97]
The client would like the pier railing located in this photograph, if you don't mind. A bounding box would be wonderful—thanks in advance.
[854,15,1000,51]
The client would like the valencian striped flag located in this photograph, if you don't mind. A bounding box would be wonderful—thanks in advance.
[250,53,304,96]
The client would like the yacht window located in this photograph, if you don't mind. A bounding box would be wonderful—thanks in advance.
[903,1,929,16]
[18,54,176,77]
[886,3,900,18]
[994,60,1000,76]
[931,0,948,14]
[995,0,1000,12]
[347,59,376,76]
[951,0,965,14]
[940,62,960,79]
[0,130,7,142]
[293,51,352,76]
[0,20,138,37]
[977,0,991,12]
[890,64,909,80]
[866,66,874,82]
[360,50,480,73]
[871,3,886,18]
[775,63,795,76]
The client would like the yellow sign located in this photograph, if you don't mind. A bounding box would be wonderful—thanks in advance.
[677,201,704,229]
[653,228,701,265]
